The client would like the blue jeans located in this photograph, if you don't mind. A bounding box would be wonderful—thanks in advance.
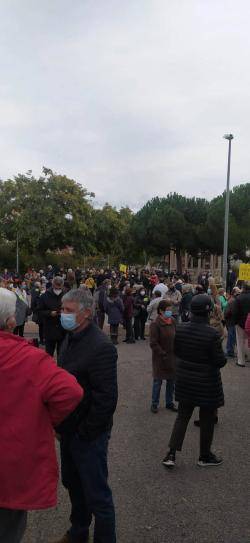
[152,379,175,407]
[226,325,236,355]
[61,432,116,543]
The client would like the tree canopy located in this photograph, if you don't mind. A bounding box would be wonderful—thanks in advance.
[0,167,249,270]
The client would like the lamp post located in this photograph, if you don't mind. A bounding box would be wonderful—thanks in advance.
[16,231,19,275]
[222,133,234,289]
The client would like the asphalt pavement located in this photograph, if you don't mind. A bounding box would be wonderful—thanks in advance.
[23,323,250,543]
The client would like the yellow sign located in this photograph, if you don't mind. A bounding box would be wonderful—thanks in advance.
[119,264,127,273]
[239,263,250,281]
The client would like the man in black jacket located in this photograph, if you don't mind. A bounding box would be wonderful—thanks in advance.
[53,288,118,543]
[38,276,65,356]
[163,294,227,469]
[230,281,250,367]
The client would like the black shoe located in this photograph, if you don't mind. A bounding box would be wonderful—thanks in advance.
[198,453,223,467]
[162,451,176,468]
[166,404,178,412]
[151,405,158,413]
[126,339,136,344]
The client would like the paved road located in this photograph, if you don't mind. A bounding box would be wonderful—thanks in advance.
[23,324,250,543]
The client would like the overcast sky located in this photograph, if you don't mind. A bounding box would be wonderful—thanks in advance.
[0,1,249,209]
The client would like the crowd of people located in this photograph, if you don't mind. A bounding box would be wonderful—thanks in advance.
[0,263,250,542]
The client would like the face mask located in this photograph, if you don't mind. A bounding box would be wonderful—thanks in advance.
[54,289,62,295]
[60,313,78,331]
[164,310,172,318]
[140,291,145,296]
[9,284,14,289]
[21,285,27,290]
[207,288,212,295]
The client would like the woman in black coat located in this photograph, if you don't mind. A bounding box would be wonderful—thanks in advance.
[163,294,227,469]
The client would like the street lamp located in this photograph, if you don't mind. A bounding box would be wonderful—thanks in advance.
[222,133,234,288]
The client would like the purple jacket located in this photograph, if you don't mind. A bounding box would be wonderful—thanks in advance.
[104,296,124,325]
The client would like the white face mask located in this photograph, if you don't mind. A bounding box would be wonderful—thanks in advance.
[53,289,62,295]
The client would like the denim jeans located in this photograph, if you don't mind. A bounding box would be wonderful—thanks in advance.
[152,379,175,407]
[61,431,116,543]
[226,325,236,356]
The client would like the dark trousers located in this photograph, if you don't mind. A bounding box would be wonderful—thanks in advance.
[61,432,116,543]
[169,402,215,457]
[0,508,27,543]
[134,316,146,339]
[97,311,105,330]
[45,338,63,357]
[125,318,134,341]
[38,322,44,343]
[14,324,25,337]
[110,324,119,344]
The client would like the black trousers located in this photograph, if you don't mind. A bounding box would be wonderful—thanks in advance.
[45,338,64,357]
[134,316,146,339]
[125,318,134,341]
[14,324,25,337]
[169,402,215,457]
[0,508,27,543]
[110,324,119,344]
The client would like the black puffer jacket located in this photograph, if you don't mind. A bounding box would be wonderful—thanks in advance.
[57,322,118,441]
[174,315,227,408]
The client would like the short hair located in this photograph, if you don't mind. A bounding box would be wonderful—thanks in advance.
[52,276,64,287]
[62,288,94,313]
[154,290,162,298]
[157,299,172,314]
[0,288,16,329]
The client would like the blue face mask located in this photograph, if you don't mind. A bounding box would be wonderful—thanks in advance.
[164,310,172,318]
[207,288,212,295]
[60,313,78,331]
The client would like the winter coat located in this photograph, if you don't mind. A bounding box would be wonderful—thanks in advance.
[147,296,162,321]
[150,316,176,380]
[245,313,250,346]
[168,289,182,316]
[0,331,83,510]
[15,292,29,326]
[174,315,227,408]
[38,288,65,341]
[31,287,42,323]
[123,294,134,320]
[57,322,118,441]
[104,296,124,325]
[179,291,193,321]
[230,291,250,329]
[134,294,149,320]
[209,302,224,338]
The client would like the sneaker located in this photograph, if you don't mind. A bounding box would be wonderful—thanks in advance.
[151,405,158,413]
[197,453,223,467]
[236,362,245,367]
[162,452,176,468]
[166,404,178,412]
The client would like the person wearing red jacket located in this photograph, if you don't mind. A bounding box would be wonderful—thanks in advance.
[0,287,83,543]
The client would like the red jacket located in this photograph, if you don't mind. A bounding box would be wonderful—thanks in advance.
[0,331,83,510]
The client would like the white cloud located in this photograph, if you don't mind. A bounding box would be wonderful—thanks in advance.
[0,0,249,207]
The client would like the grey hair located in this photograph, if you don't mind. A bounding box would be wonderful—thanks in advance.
[0,288,16,329]
[62,288,94,313]
[52,276,64,287]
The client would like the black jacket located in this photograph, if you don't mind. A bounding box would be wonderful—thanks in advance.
[230,291,250,329]
[38,288,65,340]
[57,322,118,441]
[174,315,227,408]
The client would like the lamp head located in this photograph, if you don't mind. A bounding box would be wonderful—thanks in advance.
[223,134,234,140]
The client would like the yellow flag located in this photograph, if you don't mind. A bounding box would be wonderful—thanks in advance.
[239,263,250,281]
[119,264,127,273]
